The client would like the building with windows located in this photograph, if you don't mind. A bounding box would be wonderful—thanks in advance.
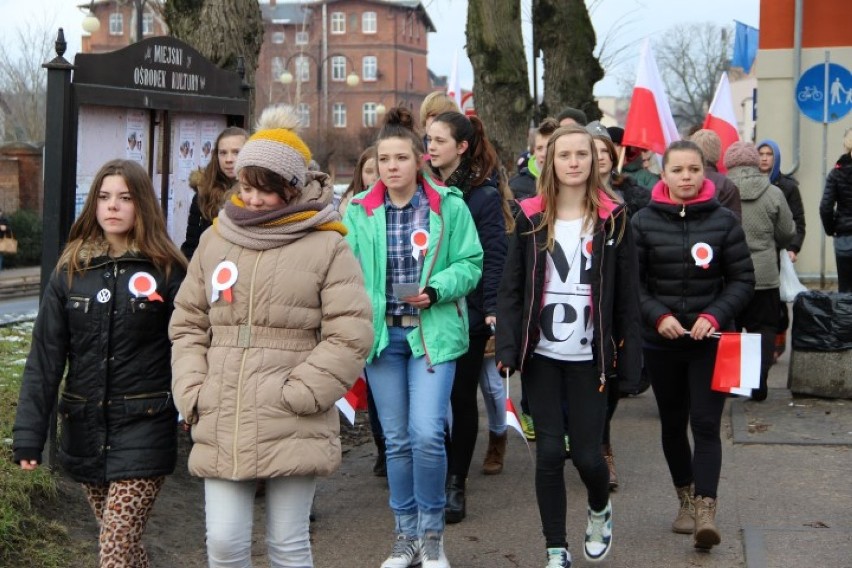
[79,0,435,176]
[258,0,435,175]
[80,0,167,53]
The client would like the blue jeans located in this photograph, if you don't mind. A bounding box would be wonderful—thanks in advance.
[204,476,316,567]
[479,356,507,435]
[366,325,456,537]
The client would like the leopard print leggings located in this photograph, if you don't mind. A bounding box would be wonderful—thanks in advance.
[82,477,165,568]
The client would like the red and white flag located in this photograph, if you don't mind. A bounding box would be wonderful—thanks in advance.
[505,397,525,438]
[702,72,740,173]
[710,333,761,396]
[446,50,463,110]
[335,376,368,426]
[623,39,680,155]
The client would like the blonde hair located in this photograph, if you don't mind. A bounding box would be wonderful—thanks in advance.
[419,91,460,130]
[844,127,852,153]
[532,126,622,251]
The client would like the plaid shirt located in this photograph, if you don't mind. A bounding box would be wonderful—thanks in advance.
[385,184,431,316]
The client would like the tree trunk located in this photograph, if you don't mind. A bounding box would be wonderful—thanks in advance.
[535,0,603,121]
[163,0,264,121]
[466,0,532,170]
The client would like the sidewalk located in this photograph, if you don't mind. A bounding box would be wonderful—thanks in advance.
[0,265,41,297]
[301,344,851,568]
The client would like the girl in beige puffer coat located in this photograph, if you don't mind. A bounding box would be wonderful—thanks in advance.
[169,106,373,567]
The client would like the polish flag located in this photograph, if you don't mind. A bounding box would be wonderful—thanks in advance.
[505,397,525,439]
[702,72,740,173]
[446,50,463,110]
[335,376,368,426]
[710,333,761,396]
[622,40,680,155]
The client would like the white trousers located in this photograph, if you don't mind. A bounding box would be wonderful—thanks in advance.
[204,476,316,568]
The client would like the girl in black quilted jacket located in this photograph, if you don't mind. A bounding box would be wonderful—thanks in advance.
[13,160,187,567]
[631,140,754,552]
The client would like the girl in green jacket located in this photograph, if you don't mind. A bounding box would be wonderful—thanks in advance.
[342,107,482,568]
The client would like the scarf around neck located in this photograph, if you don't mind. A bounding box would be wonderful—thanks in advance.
[216,194,347,250]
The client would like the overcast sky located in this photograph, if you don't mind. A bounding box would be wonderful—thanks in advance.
[1,0,760,97]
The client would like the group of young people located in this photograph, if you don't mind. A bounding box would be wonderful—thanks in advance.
[17,93,851,568]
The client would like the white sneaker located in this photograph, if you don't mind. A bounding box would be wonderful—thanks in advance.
[420,531,450,568]
[381,534,421,568]
[584,499,613,562]
[545,547,572,567]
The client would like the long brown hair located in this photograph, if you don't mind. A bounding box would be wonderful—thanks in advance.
[58,160,187,283]
[198,126,248,220]
[430,111,515,232]
[342,146,376,202]
[533,125,622,251]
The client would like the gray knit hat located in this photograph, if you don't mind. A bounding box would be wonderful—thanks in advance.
[690,129,722,165]
[723,141,760,170]
[235,105,312,189]
[586,121,611,140]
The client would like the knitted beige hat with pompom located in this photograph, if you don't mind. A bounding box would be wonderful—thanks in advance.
[235,105,312,189]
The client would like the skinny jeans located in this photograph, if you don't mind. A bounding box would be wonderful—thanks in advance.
[523,355,609,549]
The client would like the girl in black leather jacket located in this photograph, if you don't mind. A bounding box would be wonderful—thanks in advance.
[13,160,186,567]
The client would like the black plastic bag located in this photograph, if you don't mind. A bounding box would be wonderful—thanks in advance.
[792,291,852,351]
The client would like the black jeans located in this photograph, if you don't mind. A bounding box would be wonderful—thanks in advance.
[447,332,489,479]
[524,355,609,549]
[645,342,726,498]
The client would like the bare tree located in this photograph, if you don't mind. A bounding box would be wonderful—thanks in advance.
[466,0,532,168]
[654,22,730,130]
[163,0,264,120]
[535,0,603,121]
[0,18,55,144]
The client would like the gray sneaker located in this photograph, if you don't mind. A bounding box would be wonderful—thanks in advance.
[381,534,421,568]
[420,531,450,568]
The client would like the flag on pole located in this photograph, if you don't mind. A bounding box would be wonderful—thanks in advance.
[622,39,680,155]
[732,21,759,75]
[702,72,740,173]
[335,376,368,426]
[446,50,463,110]
[505,397,525,438]
[710,333,762,396]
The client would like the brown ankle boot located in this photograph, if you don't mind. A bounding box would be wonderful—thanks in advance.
[693,495,721,549]
[672,485,695,534]
[602,444,618,490]
[482,431,507,475]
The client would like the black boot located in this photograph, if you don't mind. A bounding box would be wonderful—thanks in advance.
[373,437,387,477]
[445,474,466,524]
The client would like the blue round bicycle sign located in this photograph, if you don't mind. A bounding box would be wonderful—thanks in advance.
[796,63,852,123]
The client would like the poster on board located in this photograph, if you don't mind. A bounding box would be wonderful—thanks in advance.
[177,119,198,181]
[125,110,146,164]
[199,120,218,168]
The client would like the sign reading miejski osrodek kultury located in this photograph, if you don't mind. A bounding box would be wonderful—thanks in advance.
[73,36,244,100]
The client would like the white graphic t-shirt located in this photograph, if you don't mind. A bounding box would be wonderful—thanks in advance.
[534,218,594,361]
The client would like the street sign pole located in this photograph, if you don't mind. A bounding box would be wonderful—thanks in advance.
[821,51,829,289]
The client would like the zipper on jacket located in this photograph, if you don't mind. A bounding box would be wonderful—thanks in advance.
[232,251,263,479]
[596,222,607,392]
[418,210,444,371]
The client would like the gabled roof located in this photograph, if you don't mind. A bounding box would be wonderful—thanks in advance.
[261,3,312,25]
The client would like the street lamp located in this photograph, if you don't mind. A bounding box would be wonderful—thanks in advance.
[279,68,359,88]
[81,1,100,34]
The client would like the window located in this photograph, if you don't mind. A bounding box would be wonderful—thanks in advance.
[332,103,346,128]
[362,11,377,33]
[295,31,309,45]
[296,56,310,82]
[362,56,377,82]
[271,31,285,44]
[331,12,345,34]
[408,58,414,86]
[298,103,310,127]
[142,13,154,36]
[330,56,346,81]
[109,13,123,35]
[363,103,378,127]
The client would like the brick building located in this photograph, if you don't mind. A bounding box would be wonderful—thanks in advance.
[80,0,436,176]
[257,0,435,175]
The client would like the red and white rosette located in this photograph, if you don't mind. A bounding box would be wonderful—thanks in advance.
[410,229,429,260]
[128,271,163,302]
[691,242,713,269]
[211,261,238,303]
[582,237,594,270]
